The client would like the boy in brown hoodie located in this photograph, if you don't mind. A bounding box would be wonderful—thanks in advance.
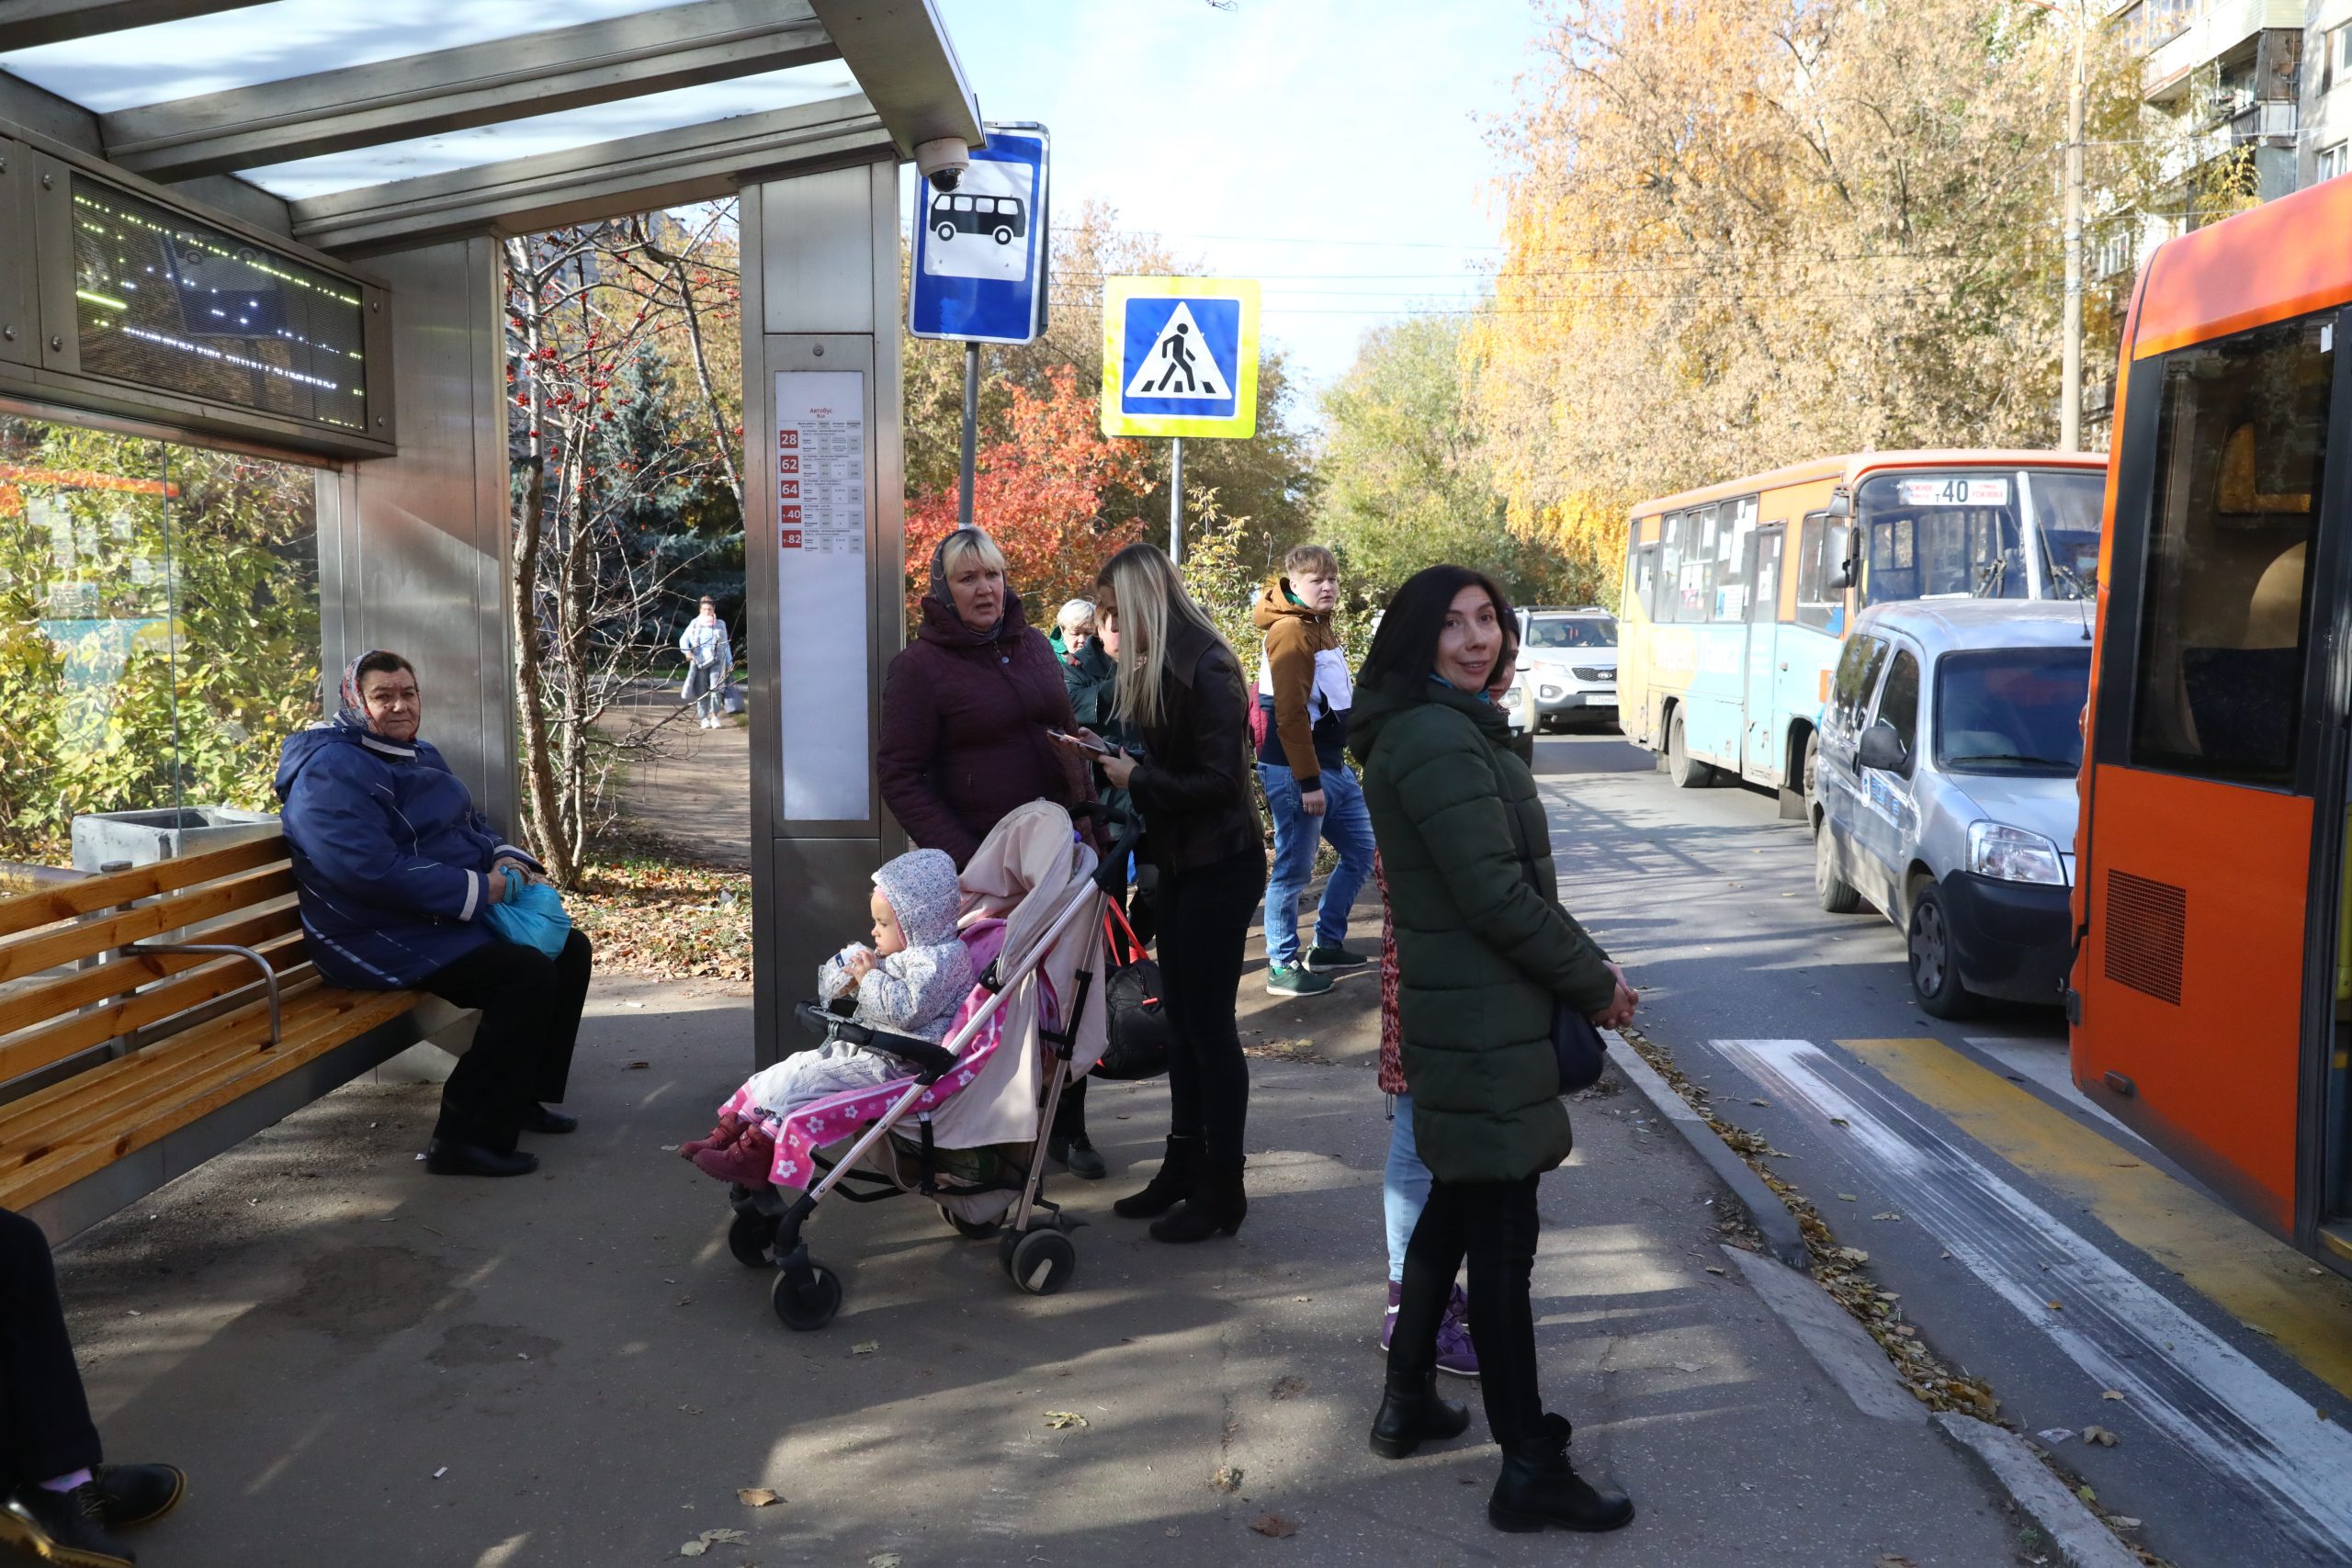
[1252,543,1377,996]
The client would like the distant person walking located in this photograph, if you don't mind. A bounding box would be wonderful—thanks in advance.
[1351,566,1637,1535]
[1056,543,1263,1243]
[1253,544,1375,997]
[679,596,732,730]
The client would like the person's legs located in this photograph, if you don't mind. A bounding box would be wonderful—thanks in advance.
[1310,766,1378,957]
[535,929,594,1106]
[1460,1175,1546,1447]
[1256,764,1325,983]
[1114,867,1201,1219]
[1382,1094,1429,1286]
[1148,852,1263,1241]
[0,1209,100,1496]
[421,938,562,1154]
[1370,1174,1476,1457]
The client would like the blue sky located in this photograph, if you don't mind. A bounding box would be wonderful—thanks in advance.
[931,0,1550,411]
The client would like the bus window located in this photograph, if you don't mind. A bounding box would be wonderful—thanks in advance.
[2028,469,2105,598]
[1748,527,1783,624]
[1715,496,1757,620]
[1634,544,1659,616]
[1657,513,1684,624]
[1685,503,1718,622]
[1795,514,1842,631]
[2124,312,2332,785]
[1856,474,2030,604]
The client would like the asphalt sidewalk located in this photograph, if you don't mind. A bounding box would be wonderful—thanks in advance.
[49,965,2033,1567]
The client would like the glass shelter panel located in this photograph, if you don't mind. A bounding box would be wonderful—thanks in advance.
[0,412,322,864]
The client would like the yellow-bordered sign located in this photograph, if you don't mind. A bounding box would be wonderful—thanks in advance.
[1099,276,1260,439]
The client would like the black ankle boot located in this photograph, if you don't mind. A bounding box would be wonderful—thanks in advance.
[1488,1414,1634,1533]
[1369,1367,1471,1459]
[1148,1156,1246,1242]
[1113,1135,1201,1219]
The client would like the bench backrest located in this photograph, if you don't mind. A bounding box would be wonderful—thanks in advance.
[0,836,313,1096]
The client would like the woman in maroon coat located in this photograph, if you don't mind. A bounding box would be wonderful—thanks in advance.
[878,526,1104,1174]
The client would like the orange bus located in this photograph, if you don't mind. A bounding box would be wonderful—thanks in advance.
[2070,174,2351,1274]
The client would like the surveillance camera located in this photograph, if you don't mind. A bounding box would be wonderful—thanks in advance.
[915,137,970,194]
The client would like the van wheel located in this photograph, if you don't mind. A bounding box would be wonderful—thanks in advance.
[1907,885,1979,1019]
[1667,712,1714,789]
[1815,823,1862,914]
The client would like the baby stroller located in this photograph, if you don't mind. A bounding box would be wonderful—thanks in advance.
[724,800,1135,1331]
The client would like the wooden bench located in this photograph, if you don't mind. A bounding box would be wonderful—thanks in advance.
[0,834,475,1242]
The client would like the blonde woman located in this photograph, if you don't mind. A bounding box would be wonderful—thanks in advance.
[1053,543,1265,1243]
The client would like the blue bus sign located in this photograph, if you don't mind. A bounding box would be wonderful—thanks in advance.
[909,124,1050,345]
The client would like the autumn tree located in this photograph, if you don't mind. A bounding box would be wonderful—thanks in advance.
[903,364,1152,625]
[1317,313,1596,614]
[1475,0,2164,590]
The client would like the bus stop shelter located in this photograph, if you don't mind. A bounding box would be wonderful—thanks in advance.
[0,0,967,1064]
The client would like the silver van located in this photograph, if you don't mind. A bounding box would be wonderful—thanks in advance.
[1812,599,2092,1018]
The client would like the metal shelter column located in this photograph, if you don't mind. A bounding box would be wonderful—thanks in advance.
[742,158,906,1068]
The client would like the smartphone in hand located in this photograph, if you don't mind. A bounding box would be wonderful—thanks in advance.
[1049,728,1113,756]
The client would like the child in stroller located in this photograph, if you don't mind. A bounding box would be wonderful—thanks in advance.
[682,848,973,1186]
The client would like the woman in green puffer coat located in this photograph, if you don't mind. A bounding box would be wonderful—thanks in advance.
[1351,564,1640,1537]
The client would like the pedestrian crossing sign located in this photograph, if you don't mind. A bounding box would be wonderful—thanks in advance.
[1101,276,1260,438]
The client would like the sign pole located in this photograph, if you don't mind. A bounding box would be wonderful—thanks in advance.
[957,341,980,529]
[1169,436,1184,561]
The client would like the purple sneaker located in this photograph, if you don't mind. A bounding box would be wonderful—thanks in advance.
[1436,1283,1479,1377]
[1380,1279,1402,1351]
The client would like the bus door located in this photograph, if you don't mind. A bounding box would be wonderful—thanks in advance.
[1743,525,1786,779]
[2076,308,2343,1248]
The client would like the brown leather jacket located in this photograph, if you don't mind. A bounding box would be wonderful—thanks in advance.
[1127,616,1266,877]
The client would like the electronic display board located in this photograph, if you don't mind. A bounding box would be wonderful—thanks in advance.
[70,175,368,432]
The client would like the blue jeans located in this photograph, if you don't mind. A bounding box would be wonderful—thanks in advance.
[1384,1091,1433,1284]
[1259,761,1376,970]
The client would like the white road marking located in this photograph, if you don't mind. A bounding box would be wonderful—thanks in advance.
[1714,1037,2352,1563]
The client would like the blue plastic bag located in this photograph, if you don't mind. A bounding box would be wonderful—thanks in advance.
[481,865,572,958]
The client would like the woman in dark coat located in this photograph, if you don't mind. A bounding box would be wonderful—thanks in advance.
[877,527,1102,1175]
[1351,566,1638,1535]
[878,528,1091,868]
[1055,543,1264,1243]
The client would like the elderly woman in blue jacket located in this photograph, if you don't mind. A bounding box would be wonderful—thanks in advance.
[275,649,594,1179]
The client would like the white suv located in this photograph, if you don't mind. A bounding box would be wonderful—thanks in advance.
[1510,607,1619,734]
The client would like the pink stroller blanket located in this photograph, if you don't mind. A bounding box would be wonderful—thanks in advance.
[721,920,1027,1190]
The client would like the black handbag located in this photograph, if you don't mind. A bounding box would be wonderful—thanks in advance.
[1091,904,1172,1082]
[1552,1003,1608,1095]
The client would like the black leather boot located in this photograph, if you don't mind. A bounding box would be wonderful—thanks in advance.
[1113,1134,1201,1219]
[1487,1414,1634,1533]
[1369,1367,1471,1459]
[1148,1156,1246,1242]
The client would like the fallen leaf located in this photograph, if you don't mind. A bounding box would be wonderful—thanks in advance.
[2046,1300,2064,1311]
[1211,1466,1244,1493]
[680,1544,707,1560]
[1876,1557,1917,1567]
[2036,1427,2075,1445]
[868,1556,902,1568]
[1838,1247,1871,1265]
[702,1531,749,1546]
[1248,1514,1298,1539]
[1871,1212,1903,1222]
[1829,1116,1850,1127]
[1748,1098,1770,1107]
[1043,1411,1090,1429]
[737,1488,780,1507]
[1838,1192,1859,1202]
[2076,1484,2098,1506]
[2084,1426,2118,1447]
[2109,1517,2142,1529]
[1704,1265,1726,1276]
[1671,1360,1703,1373]
[852,1341,879,1355]
[1270,1375,1306,1400]
[2101,1389,2125,1402]
[624,1060,650,1070]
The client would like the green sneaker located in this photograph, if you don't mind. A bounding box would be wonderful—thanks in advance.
[1266,964,1334,997]
[1305,944,1373,972]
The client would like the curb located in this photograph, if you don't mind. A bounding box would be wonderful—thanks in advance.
[1602,1032,1811,1270]
[1719,1245,1920,1424]
[1932,1413,2144,1568]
